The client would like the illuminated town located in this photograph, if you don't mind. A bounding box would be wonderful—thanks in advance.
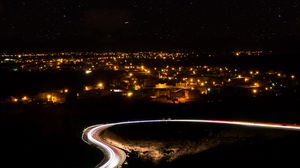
[1,52,297,105]
[2,0,300,167]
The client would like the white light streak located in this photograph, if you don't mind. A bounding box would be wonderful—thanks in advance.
[83,119,300,168]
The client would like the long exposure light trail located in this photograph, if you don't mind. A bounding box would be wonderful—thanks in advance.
[83,119,300,168]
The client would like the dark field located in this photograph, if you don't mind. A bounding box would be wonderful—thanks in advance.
[102,122,300,167]
[1,93,300,167]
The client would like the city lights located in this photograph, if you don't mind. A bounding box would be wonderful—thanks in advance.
[12,98,18,103]
[127,92,133,97]
[291,75,295,79]
[85,86,92,91]
[1,52,297,104]
[2,0,300,165]
[22,96,28,101]
[97,83,104,89]
[254,82,260,87]
[85,70,92,74]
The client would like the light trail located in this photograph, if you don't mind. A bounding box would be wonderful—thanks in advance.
[82,119,300,168]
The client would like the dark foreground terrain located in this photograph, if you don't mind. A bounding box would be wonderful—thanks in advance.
[102,122,300,167]
[1,94,300,167]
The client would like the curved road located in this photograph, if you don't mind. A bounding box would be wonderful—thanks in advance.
[82,119,300,168]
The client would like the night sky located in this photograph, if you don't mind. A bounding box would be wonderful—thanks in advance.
[0,0,300,51]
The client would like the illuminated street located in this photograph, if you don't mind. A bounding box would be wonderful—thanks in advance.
[83,119,300,168]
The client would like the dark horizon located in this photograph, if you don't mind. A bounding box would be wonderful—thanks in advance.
[1,42,300,54]
[1,0,300,52]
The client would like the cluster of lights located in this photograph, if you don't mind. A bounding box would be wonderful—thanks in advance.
[84,82,105,92]
[233,50,271,57]
[2,52,298,104]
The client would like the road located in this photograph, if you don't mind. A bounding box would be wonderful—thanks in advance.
[82,119,300,168]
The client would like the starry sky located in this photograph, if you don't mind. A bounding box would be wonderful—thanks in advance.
[0,0,300,51]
